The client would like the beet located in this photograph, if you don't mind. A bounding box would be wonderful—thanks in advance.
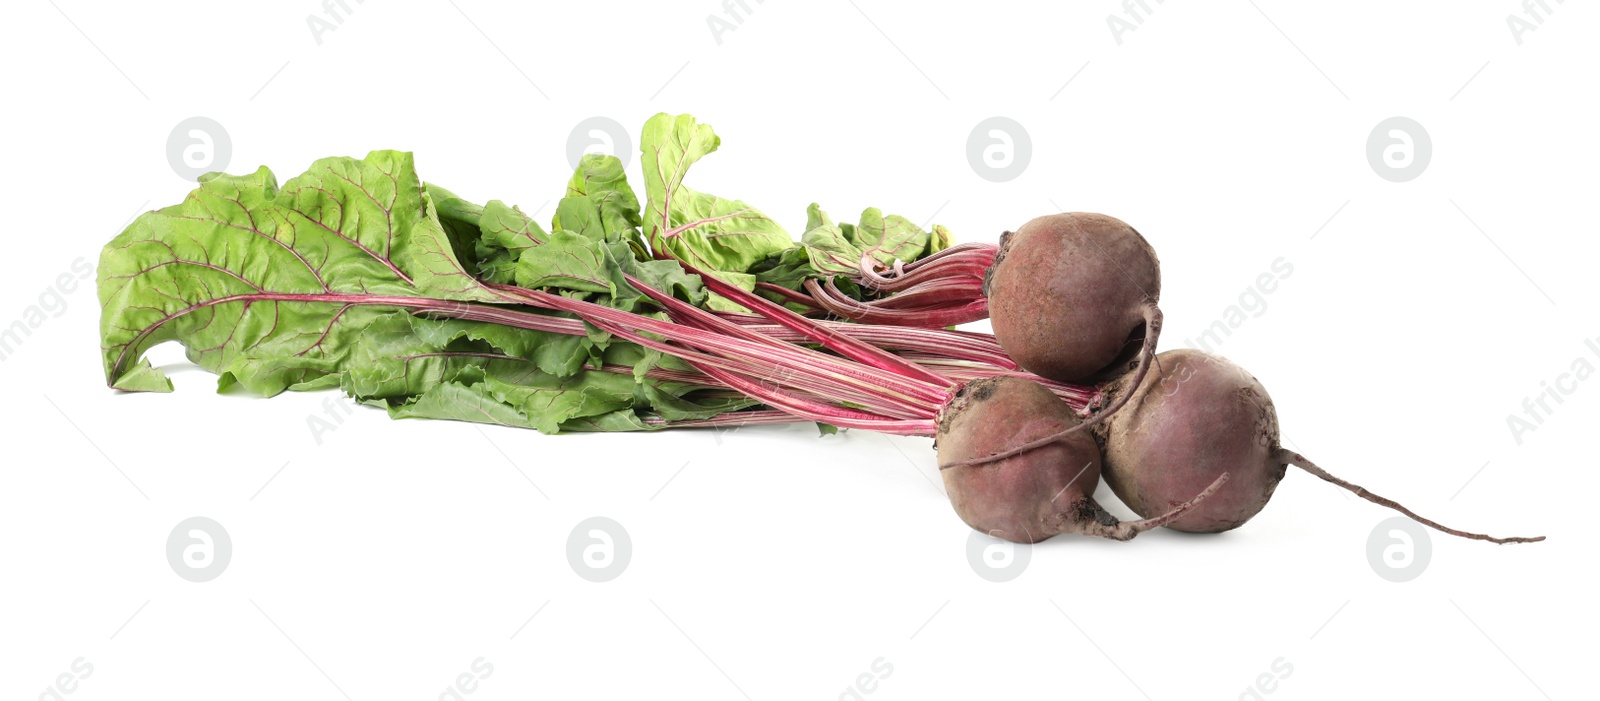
[935,376,1226,544]
[1096,350,1282,533]
[984,212,1162,384]
[1096,350,1544,543]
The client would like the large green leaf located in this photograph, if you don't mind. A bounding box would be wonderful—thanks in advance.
[97,152,499,394]
[639,113,792,273]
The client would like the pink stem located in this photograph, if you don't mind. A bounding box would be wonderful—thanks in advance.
[626,283,925,417]
[579,310,931,431]
[742,322,1016,369]
[863,280,986,309]
[896,241,997,273]
[804,279,990,327]
[859,252,993,293]
[674,264,956,389]
[641,409,802,429]
[912,362,1098,411]
[688,360,934,435]
[753,282,823,309]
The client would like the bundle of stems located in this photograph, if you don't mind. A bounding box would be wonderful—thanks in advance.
[414,271,1096,433]
[749,243,997,328]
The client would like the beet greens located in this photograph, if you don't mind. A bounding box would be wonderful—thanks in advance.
[98,133,1087,433]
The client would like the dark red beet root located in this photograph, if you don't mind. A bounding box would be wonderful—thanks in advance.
[1097,350,1283,533]
[936,377,1226,544]
[1098,350,1545,544]
[984,213,1162,384]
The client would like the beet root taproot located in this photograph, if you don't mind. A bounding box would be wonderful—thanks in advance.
[1096,349,1545,543]
[935,376,1226,544]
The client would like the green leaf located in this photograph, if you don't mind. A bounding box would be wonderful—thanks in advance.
[559,409,655,432]
[111,359,174,393]
[426,183,485,273]
[514,230,616,295]
[634,383,760,422]
[385,381,532,429]
[474,200,549,283]
[427,184,482,227]
[832,276,867,301]
[800,203,865,277]
[216,306,391,395]
[805,202,831,232]
[335,309,677,434]
[480,200,549,251]
[413,313,592,377]
[620,255,709,309]
[639,113,792,273]
[483,368,639,434]
[751,246,814,290]
[513,234,707,313]
[332,309,596,400]
[330,158,496,301]
[339,315,491,399]
[852,207,930,267]
[748,246,817,311]
[96,152,498,395]
[552,154,644,250]
[928,224,955,256]
[700,272,757,313]
[288,373,344,392]
[376,355,742,434]
[602,342,695,379]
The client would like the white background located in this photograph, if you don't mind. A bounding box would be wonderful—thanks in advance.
[2,1,1594,699]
